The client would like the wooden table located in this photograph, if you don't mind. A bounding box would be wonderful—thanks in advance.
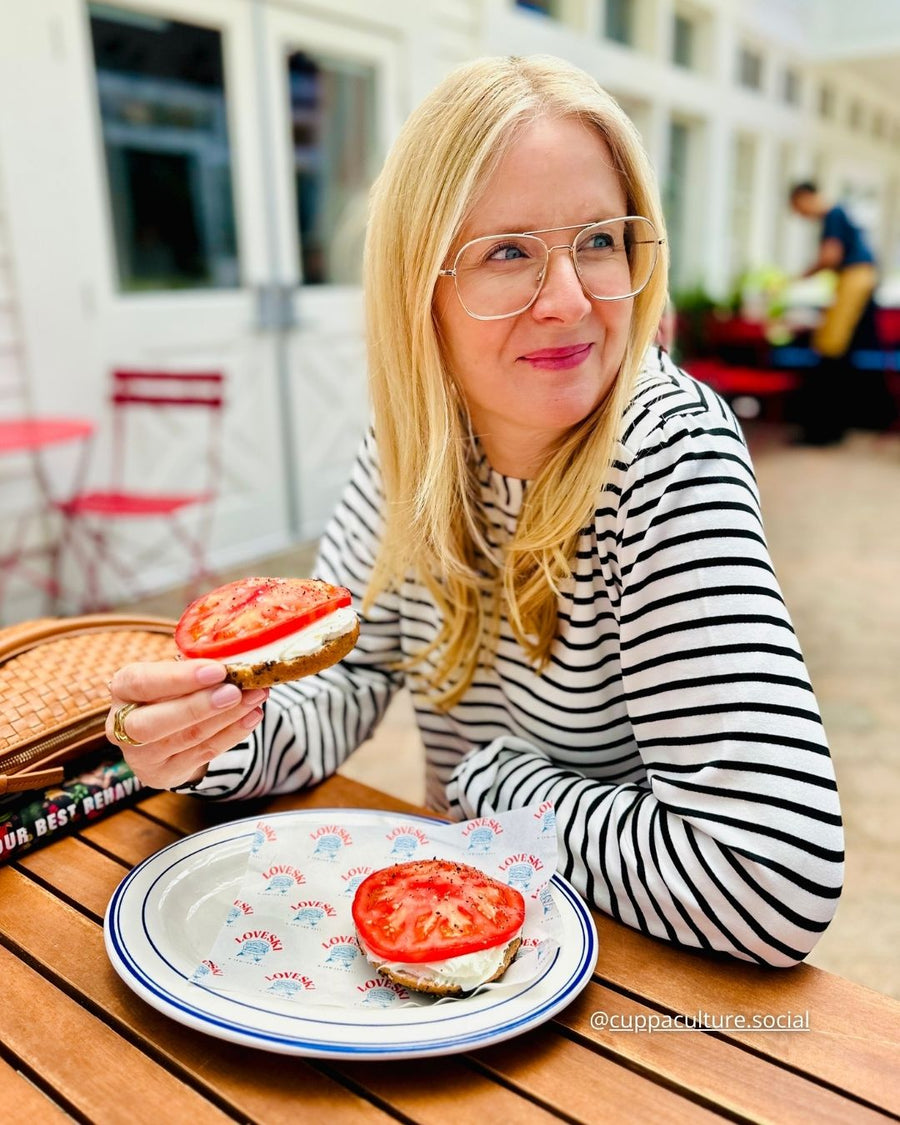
[2,774,898,1123]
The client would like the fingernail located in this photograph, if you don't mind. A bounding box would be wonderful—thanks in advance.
[196,664,226,686]
[241,707,264,730]
[243,689,268,707]
[211,684,242,708]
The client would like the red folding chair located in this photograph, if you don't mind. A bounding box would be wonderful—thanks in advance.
[53,370,225,611]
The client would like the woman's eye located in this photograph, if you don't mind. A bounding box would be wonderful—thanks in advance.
[587,232,615,250]
[485,241,529,262]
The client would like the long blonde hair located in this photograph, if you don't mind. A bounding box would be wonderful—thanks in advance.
[364,55,669,708]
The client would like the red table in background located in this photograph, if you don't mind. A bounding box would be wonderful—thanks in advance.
[0,417,94,617]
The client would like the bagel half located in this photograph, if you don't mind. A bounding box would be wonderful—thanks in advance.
[222,618,360,689]
[364,935,522,997]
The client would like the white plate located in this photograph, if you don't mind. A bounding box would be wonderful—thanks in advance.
[104,808,597,1060]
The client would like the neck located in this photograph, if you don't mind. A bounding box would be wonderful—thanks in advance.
[476,427,551,480]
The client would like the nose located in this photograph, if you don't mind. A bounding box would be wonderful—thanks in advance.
[530,245,593,323]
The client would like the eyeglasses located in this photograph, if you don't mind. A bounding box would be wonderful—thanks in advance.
[438,216,664,321]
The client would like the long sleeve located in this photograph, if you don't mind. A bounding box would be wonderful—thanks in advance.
[449,403,844,967]
[186,432,403,800]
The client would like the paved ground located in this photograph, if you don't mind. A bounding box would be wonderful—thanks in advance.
[125,423,900,998]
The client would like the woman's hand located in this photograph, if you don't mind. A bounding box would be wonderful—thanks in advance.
[105,660,268,790]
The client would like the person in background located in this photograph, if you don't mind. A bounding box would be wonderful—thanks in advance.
[789,182,879,445]
[107,56,843,969]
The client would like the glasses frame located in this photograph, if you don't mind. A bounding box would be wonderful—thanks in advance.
[437,215,665,321]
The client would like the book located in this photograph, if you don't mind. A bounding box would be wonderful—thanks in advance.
[0,751,149,863]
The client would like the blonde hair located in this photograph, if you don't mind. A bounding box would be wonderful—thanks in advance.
[364,55,668,708]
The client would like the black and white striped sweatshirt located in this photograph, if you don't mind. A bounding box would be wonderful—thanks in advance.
[189,347,844,967]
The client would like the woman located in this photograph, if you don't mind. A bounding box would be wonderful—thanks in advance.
[107,56,843,967]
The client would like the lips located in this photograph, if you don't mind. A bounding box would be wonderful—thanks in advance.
[519,343,593,370]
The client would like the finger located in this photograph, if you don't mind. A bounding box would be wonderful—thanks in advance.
[127,708,265,790]
[107,686,268,748]
[110,659,228,704]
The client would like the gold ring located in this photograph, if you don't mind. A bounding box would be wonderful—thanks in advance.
[112,702,143,746]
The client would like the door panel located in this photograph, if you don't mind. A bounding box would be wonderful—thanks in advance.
[259,7,403,540]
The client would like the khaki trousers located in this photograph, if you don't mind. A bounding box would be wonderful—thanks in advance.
[813,263,878,358]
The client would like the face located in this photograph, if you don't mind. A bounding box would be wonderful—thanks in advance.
[435,115,634,477]
[791,191,819,219]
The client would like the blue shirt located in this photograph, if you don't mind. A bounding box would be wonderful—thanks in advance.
[822,204,875,268]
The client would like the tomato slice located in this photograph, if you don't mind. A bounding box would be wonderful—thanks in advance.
[351,858,526,963]
[175,576,352,659]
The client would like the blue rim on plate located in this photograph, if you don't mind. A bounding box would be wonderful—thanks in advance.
[104,808,597,1059]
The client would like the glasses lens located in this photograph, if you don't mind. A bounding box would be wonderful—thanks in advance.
[453,234,547,318]
[574,217,658,300]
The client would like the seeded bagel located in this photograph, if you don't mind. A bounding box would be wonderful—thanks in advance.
[364,935,522,997]
[222,619,360,689]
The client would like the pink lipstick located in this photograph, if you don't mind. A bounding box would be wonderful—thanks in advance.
[520,343,593,370]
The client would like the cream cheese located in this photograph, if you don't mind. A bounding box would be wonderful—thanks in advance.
[357,932,520,991]
[222,606,357,667]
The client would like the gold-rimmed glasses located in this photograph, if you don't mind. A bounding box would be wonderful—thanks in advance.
[437,215,664,321]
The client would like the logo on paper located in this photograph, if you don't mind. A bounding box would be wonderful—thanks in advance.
[499,853,545,893]
[357,976,410,1008]
[251,822,278,853]
[289,900,337,929]
[265,971,316,998]
[341,865,374,896]
[321,935,361,970]
[462,816,504,855]
[533,801,557,836]
[262,864,306,894]
[386,825,429,858]
[538,884,555,917]
[234,930,283,963]
[191,959,223,982]
[310,824,353,861]
[226,900,254,925]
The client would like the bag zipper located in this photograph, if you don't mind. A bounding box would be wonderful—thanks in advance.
[0,714,106,774]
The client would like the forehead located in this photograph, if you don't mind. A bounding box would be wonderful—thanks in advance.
[461,115,628,237]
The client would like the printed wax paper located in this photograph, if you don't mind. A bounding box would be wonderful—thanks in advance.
[192,803,560,1010]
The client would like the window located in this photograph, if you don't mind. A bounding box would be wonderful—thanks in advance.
[515,0,560,16]
[872,111,886,139]
[818,83,835,119]
[848,100,864,129]
[605,0,634,45]
[782,67,800,106]
[89,5,239,292]
[673,13,695,68]
[738,46,763,91]
[286,52,377,285]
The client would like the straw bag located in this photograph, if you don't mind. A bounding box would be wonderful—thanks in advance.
[0,614,177,796]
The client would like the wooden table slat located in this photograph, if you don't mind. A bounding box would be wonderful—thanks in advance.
[17,834,140,919]
[0,1055,71,1120]
[473,1028,726,1124]
[79,807,182,867]
[332,1056,564,1125]
[0,943,232,1125]
[139,775,422,838]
